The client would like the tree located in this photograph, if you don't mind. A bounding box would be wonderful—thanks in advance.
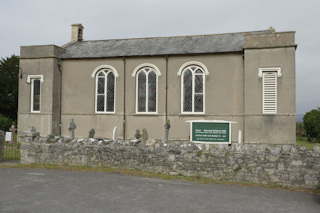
[296,121,305,137]
[0,55,19,121]
[303,107,320,142]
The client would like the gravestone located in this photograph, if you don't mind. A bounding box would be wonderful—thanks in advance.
[164,120,170,141]
[68,119,76,140]
[5,132,12,142]
[88,129,95,138]
[9,124,17,143]
[0,130,4,161]
[142,128,148,143]
[134,130,141,139]
[113,127,118,142]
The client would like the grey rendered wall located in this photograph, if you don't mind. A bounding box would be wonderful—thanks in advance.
[166,55,244,141]
[18,45,64,136]
[60,54,244,141]
[243,32,296,144]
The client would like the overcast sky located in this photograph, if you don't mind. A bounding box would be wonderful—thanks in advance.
[0,0,319,114]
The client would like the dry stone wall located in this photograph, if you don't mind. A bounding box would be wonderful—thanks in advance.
[20,132,320,189]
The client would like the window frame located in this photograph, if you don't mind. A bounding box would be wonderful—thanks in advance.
[179,62,208,115]
[133,64,160,115]
[27,75,44,113]
[94,69,116,114]
[258,67,282,114]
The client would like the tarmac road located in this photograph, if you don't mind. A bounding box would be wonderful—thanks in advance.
[0,167,319,213]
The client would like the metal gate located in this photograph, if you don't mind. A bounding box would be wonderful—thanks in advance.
[0,130,20,162]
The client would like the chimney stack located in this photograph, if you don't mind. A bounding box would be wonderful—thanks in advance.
[71,24,84,42]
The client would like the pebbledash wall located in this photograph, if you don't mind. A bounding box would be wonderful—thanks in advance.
[20,129,320,189]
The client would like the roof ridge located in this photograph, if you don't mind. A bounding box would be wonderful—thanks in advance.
[74,30,268,43]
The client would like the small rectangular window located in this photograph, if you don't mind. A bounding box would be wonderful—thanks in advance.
[31,79,41,113]
[262,72,277,114]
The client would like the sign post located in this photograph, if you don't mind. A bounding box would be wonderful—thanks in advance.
[187,120,236,144]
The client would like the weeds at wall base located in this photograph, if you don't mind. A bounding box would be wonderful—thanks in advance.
[1,163,319,194]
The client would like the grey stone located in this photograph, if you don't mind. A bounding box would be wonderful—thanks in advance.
[113,127,118,142]
[88,129,95,138]
[312,146,320,154]
[142,129,148,143]
[134,130,141,139]
[19,136,320,189]
[68,119,76,140]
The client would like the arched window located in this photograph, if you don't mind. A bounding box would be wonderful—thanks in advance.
[180,64,206,114]
[95,69,116,113]
[135,66,159,114]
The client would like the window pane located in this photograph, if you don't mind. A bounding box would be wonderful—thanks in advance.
[195,69,203,74]
[98,77,105,94]
[194,94,203,112]
[183,70,192,112]
[97,95,105,111]
[33,79,40,111]
[98,72,105,77]
[195,75,203,93]
[138,72,146,112]
[107,72,115,112]
[148,71,157,112]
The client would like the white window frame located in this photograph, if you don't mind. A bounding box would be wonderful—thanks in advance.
[258,67,282,114]
[27,75,44,113]
[178,62,208,115]
[93,67,118,114]
[133,64,160,114]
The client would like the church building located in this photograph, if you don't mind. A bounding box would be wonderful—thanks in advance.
[18,24,297,144]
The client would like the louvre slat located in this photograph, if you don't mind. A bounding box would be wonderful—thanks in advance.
[263,72,277,114]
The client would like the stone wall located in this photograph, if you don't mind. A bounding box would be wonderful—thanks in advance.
[20,131,320,189]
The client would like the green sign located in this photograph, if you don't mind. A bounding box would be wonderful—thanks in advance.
[192,122,230,143]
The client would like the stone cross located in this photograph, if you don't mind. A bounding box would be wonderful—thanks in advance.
[142,128,148,143]
[88,129,95,138]
[113,127,118,142]
[9,124,17,143]
[68,119,76,140]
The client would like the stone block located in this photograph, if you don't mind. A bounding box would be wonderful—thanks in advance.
[281,145,292,155]
[313,146,320,154]
[168,154,175,161]
[292,160,302,166]
[268,155,279,162]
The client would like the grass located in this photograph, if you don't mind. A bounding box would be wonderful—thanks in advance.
[1,163,319,194]
[296,137,320,150]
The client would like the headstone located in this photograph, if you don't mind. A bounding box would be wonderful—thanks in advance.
[142,128,148,143]
[9,124,17,143]
[68,119,76,140]
[0,130,4,161]
[5,132,12,142]
[113,127,118,142]
[88,129,95,138]
[134,130,141,139]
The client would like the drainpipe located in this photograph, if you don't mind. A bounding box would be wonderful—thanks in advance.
[242,54,245,143]
[123,57,126,140]
[57,59,62,136]
[165,55,168,121]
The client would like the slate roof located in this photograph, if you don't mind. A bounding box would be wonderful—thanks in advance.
[61,32,251,59]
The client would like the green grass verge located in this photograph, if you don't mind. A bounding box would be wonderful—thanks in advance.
[0,163,319,194]
[296,137,320,150]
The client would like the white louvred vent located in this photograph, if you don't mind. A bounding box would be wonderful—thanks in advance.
[263,72,277,114]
